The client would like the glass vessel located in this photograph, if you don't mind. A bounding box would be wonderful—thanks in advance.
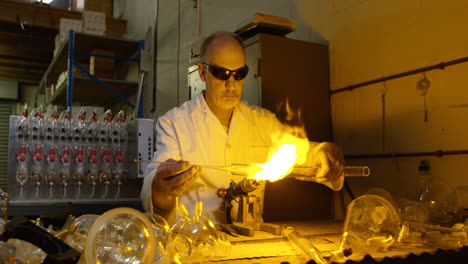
[330,194,401,262]
[167,202,229,263]
[84,207,158,264]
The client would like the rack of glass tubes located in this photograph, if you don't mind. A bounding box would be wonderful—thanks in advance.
[6,104,151,204]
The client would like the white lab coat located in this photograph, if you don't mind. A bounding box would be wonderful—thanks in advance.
[141,93,341,224]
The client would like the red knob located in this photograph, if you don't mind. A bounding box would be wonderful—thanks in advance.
[49,149,56,154]
[90,150,97,155]
[105,156,111,162]
[78,156,84,162]
[117,157,123,163]
[50,156,56,162]
[35,148,42,153]
[20,148,27,153]
[93,157,98,163]
[36,155,42,161]
[64,157,69,163]
[63,150,70,155]
[20,155,26,162]
[77,150,84,155]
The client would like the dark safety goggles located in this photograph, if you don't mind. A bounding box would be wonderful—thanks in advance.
[202,63,249,81]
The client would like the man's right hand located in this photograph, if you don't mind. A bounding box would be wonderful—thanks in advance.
[151,159,201,213]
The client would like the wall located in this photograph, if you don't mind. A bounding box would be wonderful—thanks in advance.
[0,80,18,100]
[117,0,157,40]
[151,0,327,120]
[296,0,468,203]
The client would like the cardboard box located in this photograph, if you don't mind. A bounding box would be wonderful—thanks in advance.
[90,49,115,79]
[82,10,106,33]
[59,18,83,41]
[82,29,105,36]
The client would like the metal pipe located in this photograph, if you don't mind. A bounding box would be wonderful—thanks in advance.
[331,56,468,95]
[232,178,262,195]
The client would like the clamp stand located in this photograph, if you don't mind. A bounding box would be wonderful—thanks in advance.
[217,179,280,237]
[232,193,280,236]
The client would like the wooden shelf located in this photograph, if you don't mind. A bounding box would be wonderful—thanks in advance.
[50,76,138,106]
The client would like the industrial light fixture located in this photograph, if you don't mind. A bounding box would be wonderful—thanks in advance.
[35,0,54,4]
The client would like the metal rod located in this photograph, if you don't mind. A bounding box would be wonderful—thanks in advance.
[74,51,139,62]
[67,29,75,111]
[331,56,468,95]
[345,150,468,159]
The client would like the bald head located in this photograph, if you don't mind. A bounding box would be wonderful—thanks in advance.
[200,32,245,63]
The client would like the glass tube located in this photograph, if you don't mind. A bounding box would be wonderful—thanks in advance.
[226,164,370,178]
[281,225,326,264]
[139,160,370,178]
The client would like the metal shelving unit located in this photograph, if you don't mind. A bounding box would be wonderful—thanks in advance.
[35,30,144,116]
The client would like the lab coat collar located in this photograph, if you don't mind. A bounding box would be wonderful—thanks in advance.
[195,91,246,122]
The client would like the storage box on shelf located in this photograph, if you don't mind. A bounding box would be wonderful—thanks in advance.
[82,10,106,35]
[90,49,115,79]
[36,30,143,109]
[58,18,83,40]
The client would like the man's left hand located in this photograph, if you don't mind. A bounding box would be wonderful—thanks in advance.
[309,142,344,184]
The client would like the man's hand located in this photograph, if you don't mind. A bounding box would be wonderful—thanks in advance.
[151,159,201,213]
[310,142,344,184]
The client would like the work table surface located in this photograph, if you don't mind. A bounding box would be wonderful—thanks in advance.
[213,220,445,264]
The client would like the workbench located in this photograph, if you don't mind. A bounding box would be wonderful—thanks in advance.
[212,220,462,264]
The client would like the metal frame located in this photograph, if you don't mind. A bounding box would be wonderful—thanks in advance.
[38,30,145,117]
[66,30,144,114]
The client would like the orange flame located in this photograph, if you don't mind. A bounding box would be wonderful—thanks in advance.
[247,100,310,182]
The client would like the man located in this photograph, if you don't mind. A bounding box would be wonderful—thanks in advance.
[141,32,344,224]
